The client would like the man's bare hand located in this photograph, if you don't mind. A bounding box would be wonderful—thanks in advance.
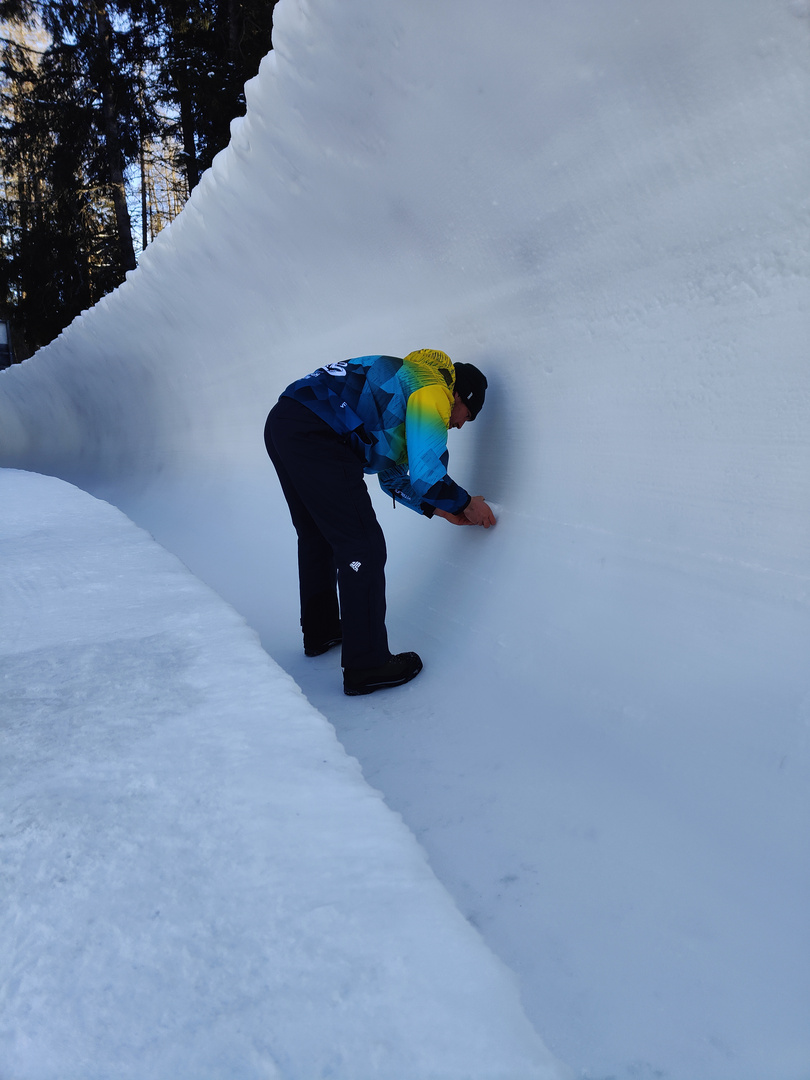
[463,496,497,528]
[434,508,473,526]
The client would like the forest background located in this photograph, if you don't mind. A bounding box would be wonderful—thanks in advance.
[0,0,278,360]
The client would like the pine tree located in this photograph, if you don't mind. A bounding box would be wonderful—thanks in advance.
[0,2,159,349]
[157,0,277,190]
[0,0,277,351]
[0,21,126,351]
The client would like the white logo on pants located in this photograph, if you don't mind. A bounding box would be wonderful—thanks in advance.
[350,561,362,572]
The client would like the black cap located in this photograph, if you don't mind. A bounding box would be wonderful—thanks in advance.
[453,363,487,420]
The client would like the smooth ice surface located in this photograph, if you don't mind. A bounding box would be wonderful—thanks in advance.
[1,0,809,1077]
[0,468,563,1080]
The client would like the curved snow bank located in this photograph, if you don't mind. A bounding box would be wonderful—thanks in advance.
[0,469,565,1080]
[0,1,809,1077]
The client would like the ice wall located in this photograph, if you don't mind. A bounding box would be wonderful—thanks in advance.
[1,1,808,1077]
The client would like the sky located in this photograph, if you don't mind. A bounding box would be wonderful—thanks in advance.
[1,1,808,1078]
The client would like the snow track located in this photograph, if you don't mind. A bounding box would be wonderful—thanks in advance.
[0,469,563,1080]
[1,1,809,1076]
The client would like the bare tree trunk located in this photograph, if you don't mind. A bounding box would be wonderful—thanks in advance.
[228,0,240,61]
[93,1,137,271]
[140,140,148,250]
[177,70,200,191]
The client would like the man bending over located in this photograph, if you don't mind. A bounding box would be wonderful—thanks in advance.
[264,349,496,695]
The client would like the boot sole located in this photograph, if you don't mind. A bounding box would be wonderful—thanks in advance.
[343,659,423,696]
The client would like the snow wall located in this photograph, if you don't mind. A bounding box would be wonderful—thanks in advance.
[1,1,809,1077]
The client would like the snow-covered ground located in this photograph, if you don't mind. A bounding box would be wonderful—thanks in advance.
[1,468,563,1079]
[1,0,809,1077]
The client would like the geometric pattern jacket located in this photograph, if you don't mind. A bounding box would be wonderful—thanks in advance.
[281,348,471,516]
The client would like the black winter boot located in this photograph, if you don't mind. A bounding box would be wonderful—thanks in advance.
[343,652,423,696]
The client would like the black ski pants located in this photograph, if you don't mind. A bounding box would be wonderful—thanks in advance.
[264,396,390,669]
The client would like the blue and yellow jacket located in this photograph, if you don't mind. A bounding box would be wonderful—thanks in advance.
[282,349,470,516]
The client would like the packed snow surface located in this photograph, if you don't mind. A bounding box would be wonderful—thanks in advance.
[0,468,563,1079]
[1,0,809,1077]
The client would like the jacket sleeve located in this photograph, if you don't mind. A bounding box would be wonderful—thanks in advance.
[398,385,471,515]
[378,464,435,515]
